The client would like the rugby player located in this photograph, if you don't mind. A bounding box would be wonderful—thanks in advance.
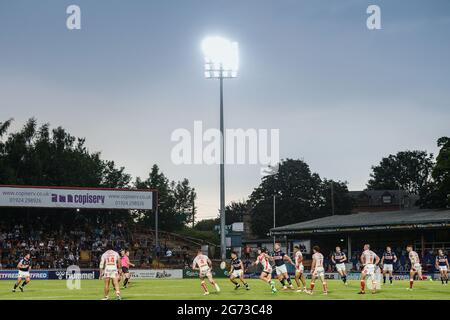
[192,249,220,295]
[120,249,135,289]
[435,249,448,285]
[381,246,397,285]
[293,245,307,292]
[229,251,250,290]
[406,244,423,290]
[331,246,348,285]
[358,244,380,294]
[307,246,328,295]
[270,243,295,290]
[99,245,122,300]
[12,253,32,292]
[253,248,277,293]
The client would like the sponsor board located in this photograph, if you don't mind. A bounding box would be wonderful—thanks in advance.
[0,270,49,280]
[183,268,229,278]
[0,186,153,210]
[292,240,311,254]
[345,272,433,281]
[131,269,183,279]
[50,269,99,280]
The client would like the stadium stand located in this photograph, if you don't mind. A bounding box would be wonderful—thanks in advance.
[0,222,216,270]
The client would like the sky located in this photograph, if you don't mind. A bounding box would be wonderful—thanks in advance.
[0,0,449,220]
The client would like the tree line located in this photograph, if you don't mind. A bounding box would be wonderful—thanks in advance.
[1,118,448,239]
[203,139,450,238]
[0,118,197,232]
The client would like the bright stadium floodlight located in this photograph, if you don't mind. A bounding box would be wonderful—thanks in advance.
[202,36,239,79]
[201,36,239,262]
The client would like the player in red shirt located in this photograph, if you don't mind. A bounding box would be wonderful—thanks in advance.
[99,245,122,300]
[253,248,277,294]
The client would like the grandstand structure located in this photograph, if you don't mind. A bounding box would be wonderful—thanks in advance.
[269,209,450,271]
[0,185,216,271]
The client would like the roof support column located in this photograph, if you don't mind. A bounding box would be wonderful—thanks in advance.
[421,233,425,257]
[347,234,352,258]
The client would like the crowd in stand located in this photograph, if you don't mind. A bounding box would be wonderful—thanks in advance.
[0,221,194,270]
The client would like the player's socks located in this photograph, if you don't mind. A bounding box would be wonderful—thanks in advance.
[342,275,347,284]
[214,283,221,292]
[389,276,393,284]
[201,281,208,293]
[360,280,365,292]
[286,277,292,286]
[323,282,328,293]
[310,283,315,291]
[409,280,413,289]
[13,283,19,289]
[383,276,386,284]
[279,279,286,287]
[230,278,238,285]
[123,278,129,287]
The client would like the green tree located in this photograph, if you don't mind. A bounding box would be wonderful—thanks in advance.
[248,159,352,238]
[420,137,450,208]
[174,178,197,227]
[135,165,196,231]
[194,218,219,231]
[0,118,134,229]
[367,150,434,194]
[320,179,354,216]
[225,201,248,225]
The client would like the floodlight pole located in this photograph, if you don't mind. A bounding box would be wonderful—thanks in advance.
[219,70,226,261]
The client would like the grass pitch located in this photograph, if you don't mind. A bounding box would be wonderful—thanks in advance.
[0,279,448,300]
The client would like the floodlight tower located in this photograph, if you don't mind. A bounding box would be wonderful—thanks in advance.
[202,36,239,261]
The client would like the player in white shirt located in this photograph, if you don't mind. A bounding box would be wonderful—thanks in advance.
[406,245,423,290]
[99,246,122,300]
[192,249,220,295]
[307,246,328,295]
[358,244,380,294]
[253,248,277,293]
[293,245,307,292]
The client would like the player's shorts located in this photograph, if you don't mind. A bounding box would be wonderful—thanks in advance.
[438,266,448,272]
[261,266,273,275]
[363,264,375,276]
[231,269,243,278]
[313,267,325,277]
[295,264,304,273]
[104,267,119,279]
[275,264,288,276]
[122,267,129,273]
[199,266,212,278]
[411,263,422,272]
[383,264,393,272]
[336,263,346,272]
[18,270,30,278]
